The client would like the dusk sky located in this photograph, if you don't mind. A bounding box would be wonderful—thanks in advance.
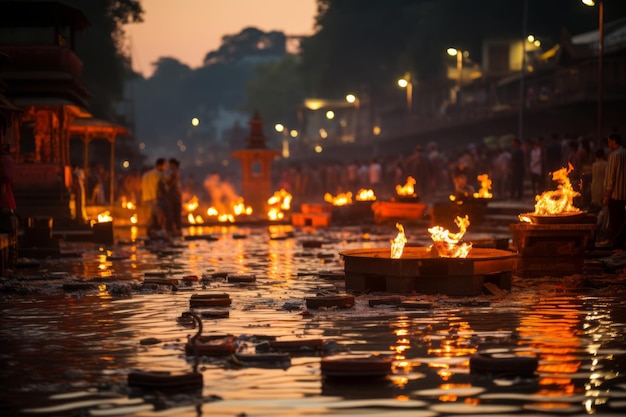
[128,0,318,77]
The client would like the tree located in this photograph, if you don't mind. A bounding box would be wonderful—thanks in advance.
[204,27,286,66]
[66,0,143,120]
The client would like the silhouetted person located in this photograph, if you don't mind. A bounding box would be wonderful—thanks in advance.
[510,138,525,200]
[603,134,626,249]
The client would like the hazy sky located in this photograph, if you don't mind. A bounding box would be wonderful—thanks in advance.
[128,0,318,77]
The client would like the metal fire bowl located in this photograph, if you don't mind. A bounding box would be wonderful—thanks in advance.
[519,211,588,225]
[340,247,515,277]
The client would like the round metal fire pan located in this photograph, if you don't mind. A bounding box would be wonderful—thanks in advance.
[519,211,588,224]
[339,247,515,261]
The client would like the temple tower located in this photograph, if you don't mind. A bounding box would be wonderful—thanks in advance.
[231,111,280,218]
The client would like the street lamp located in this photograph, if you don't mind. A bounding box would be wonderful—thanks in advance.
[397,76,413,114]
[582,0,604,148]
[447,48,466,105]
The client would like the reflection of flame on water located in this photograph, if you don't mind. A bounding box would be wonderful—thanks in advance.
[324,191,353,206]
[520,164,580,222]
[396,177,416,196]
[390,223,407,259]
[473,174,493,199]
[428,215,472,258]
[97,211,113,223]
[356,188,376,201]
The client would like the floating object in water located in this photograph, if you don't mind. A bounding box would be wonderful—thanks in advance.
[190,293,232,308]
[268,338,325,353]
[228,274,256,283]
[182,311,236,356]
[231,352,291,368]
[305,294,355,309]
[469,349,538,377]
[127,370,202,390]
[321,355,393,378]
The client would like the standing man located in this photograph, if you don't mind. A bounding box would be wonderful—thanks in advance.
[141,158,167,239]
[603,133,626,249]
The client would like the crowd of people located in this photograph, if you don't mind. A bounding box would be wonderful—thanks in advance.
[107,130,625,249]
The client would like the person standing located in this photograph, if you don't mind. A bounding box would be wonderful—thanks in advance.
[141,158,167,239]
[510,138,525,200]
[528,139,543,196]
[165,158,182,237]
[591,148,607,210]
[603,134,626,249]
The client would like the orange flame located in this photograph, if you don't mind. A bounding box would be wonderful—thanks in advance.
[531,164,581,216]
[184,195,199,212]
[428,215,472,258]
[130,213,138,224]
[188,213,204,224]
[120,196,136,210]
[473,174,493,199]
[97,211,113,223]
[356,188,376,201]
[268,189,292,210]
[396,177,416,196]
[324,191,353,206]
[391,223,407,259]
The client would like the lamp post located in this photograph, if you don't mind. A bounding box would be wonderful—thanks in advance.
[345,94,360,141]
[447,48,464,104]
[397,77,413,114]
[582,0,604,148]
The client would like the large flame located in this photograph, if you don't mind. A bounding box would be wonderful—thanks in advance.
[531,164,581,216]
[428,215,472,258]
[188,213,204,224]
[396,176,417,196]
[324,191,353,206]
[390,223,407,259]
[473,174,493,199]
[267,189,292,220]
[356,188,376,201]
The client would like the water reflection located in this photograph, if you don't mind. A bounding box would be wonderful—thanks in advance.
[0,225,625,416]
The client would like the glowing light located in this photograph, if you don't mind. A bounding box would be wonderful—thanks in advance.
[274,123,285,133]
[324,191,352,206]
[130,213,138,224]
[428,215,472,258]
[185,195,199,212]
[346,94,357,104]
[191,117,200,126]
[289,129,298,138]
[398,78,409,88]
[355,188,376,201]
[391,223,407,259]
[473,174,493,199]
[97,211,113,223]
[396,176,417,197]
[373,126,381,135]
[326,110,335,120]
[122,160,130,168]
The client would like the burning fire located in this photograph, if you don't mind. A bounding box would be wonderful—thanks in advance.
[97,211,113,223]
[185,196,200,212]
[356,188,376,201]
[130,213,138,224]
[390,223,407,259]
[521,164,581,221]
[473,174,493,199]
[428,215,472,258]
[267,189,292,220]
[120,196,135,210]
[396,177,416,197]
[324,191,353,206]
[188,213,205,224]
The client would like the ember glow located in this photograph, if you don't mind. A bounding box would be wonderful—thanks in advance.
[188,213,204,224]
[356,188,376,201]
[428,215,472,258]
[523,164,581,220]
[390,223,407,259]
[120,196,136,210]
[473,174,493,199]
[396,176,417,196]
[130,213,138,224]
[324,191,353,206]
[97,211,113,223]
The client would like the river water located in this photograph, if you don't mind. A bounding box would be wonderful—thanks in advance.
[1,224,626,416]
